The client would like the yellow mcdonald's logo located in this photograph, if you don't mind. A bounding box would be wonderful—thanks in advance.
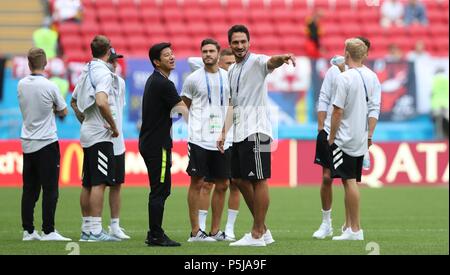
[61,143,83,185]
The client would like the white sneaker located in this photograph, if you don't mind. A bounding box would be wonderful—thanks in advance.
[210,231,235,241]
[263,229,275,244]
[187,230,217,242]
[224,226,236,241]
[41,230,72,241]
[23,230,41,241]
[332,228,364,241]
[108,226,131,240]
[312,222,333,239]
[230,233,266,247]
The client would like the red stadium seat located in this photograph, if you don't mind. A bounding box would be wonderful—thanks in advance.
[59,34,84,51]
[58,23,80,36]
[79,22,101,37]
[144,23,171,36]
[160,0,180,9]
[249,9,272,24]
[270,0,288,9]
[99,22,123,36]
[184,7,208,22]
[166,22,188,36]
[161,8,185,23]
[186,22,210,36]
[226,0,246,9]
[272,8,298,24]
[116,0,138,9]
[94,0,116,8]
[118,7,141,24]
[140,7,163,24]
[122,23,146,36]
[205,8,227,23]
[139,0,158,9]
[97,8,119,24]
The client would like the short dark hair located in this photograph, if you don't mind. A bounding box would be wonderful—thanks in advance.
[27,47,47,70]
[220,48,233,57]
[149,42,171,68]
[228,25,250,44]
[200,38,220,52]
[356,36,371,50]
[90,35,111,58]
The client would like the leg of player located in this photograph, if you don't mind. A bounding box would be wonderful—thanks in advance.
[333,179,363,241]
[210,179,232,241]
[225,180,240,240]
[108,185,130,239]
[313,168,334,239]
[343,181,352,233]
[236,178,255,217]
[251,180,269,239]
[198,182,213,232]
[188,176,215,242]
[80,186,91,241]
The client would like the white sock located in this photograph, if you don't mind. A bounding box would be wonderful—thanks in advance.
[110,218,120,230]
[322,209,332,224]
[198,210,208,232]
[90,217,102,235]
[82,216,91,233]
[225,209,239,232]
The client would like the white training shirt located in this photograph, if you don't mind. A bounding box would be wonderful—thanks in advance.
[318,65,342,127]
[181,67,232,151]
[331,66,381,157]
[18,74,67,153]
[112,76,126,156]
[228,53,273,143]
[72,59,117,148]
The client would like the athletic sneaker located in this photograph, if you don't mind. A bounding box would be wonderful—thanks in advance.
[210,231,235,241]
[224,226,236,241]
[22,230,41,241]
[332,228,364,241]
[146,233,181,247]
[79,231,90,242]
[88,230,121,242]
[264,229,275,244]
[230,233,266,247]
[41,230,72,241]
[108,226,130,240]
[312,222,333,239]
[187,230,216,242]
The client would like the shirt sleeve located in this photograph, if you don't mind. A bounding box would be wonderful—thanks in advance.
[333,74,348,109]
[255,54,272,76]
[180,76,193,100]
[51,83,67,111]
[162,80,182,110]
[94,69,112,96]
[317,67,335,112]
[368,75,382,119]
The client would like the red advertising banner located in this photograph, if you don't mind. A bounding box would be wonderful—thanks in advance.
[0,140,447,187]
[297,141,449,187]
[0,140,291,187]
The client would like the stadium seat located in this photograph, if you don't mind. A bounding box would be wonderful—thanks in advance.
[186,22,210,36]
[58,23,80,36]
[116,0,138,9]
[140,8,163,24]
[97,8,119,24]
[122,23,146,36]
[161,8,185,23]
[94,0,116,8]
[205,8,227,23]
[166,22,189,36]
[184,7,208,22]
[139,0,158,9]
[59,34,84,52]
[118,7,142,24]
[99,22,123,36]
[79,22,101,37]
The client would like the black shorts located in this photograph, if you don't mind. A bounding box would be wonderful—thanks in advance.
[23,141,60,190]
[231,133,271,181]
[82,142,116,187]
[186,143,231,182]
[114,153,125,184]
[329,143,364,182]
[314,129,332,170]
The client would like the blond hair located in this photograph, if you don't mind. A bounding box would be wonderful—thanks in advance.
[27,47,47,70]
[345,38,368,62]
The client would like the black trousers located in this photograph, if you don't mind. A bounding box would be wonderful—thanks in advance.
[143,148,172,239]
[21,142,60,234]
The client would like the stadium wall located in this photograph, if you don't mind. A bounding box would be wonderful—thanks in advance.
[0,140,447,187]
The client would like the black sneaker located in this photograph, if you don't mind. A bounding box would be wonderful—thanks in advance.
[146,234,181,247]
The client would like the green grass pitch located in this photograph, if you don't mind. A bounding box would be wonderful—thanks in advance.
[0,186,448,255]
